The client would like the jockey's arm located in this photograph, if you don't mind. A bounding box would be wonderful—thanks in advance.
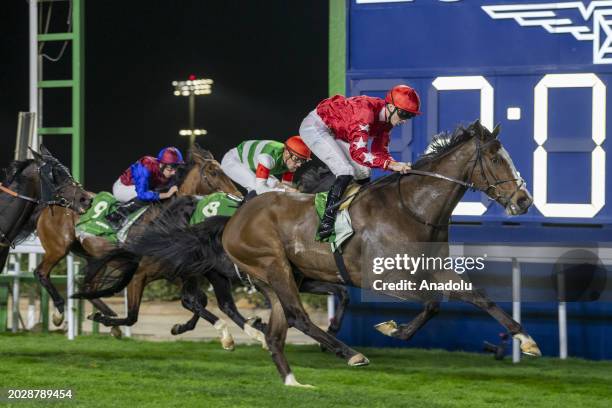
[347,127,392,170]
[253,154,288,195]
[131,163,160,201]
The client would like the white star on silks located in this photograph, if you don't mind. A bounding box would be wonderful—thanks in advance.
[358,124,370,133]
[362,152,375,164]
[353,137,367,150]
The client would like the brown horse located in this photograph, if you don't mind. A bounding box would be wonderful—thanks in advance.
[1,146,93,271]
[35,144,241,330]
[134,120,541,386]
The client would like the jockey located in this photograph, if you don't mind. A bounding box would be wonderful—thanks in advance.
[107,147,184,227]
[220,136,311,197]
[299,84,420,238]
[112,146,184,203]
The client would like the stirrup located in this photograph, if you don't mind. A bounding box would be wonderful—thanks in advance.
[318,217,336,238]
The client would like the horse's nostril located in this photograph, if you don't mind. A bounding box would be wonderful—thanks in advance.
[517,196,531,209]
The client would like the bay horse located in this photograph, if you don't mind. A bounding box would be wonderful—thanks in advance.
[1,146,93,272]
[35,144,241,331]
[127,120,541,386]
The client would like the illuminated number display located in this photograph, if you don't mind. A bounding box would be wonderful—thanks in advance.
[347,1,611,223]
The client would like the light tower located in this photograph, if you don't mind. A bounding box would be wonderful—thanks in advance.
[172,74,213,146]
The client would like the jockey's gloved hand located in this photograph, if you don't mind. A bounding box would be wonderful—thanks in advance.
[388,161,412,174]
[160,185,178,199]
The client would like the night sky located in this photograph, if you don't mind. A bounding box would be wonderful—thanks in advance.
[1,0,328,191]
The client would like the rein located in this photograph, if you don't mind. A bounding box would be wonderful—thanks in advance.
[396,137,523,229]
[0,161,84,248]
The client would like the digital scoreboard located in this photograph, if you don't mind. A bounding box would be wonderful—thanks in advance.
[346,0,611,230]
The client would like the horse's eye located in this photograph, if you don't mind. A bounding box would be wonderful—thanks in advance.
[491,157,500,165]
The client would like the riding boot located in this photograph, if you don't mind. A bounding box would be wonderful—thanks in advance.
[356,177,371,186]
[105,200,141,230]
[318,175,353,239]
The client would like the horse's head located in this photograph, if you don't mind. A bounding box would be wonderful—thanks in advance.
[179,144,243,198]
[30,145,93,214]
[467,120,532,215]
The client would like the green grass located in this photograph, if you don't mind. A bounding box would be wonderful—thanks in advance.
[0,333,611,407]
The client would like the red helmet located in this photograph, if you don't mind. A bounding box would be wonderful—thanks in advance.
[385,85,422,115]
[285,135,311,160]
[157,147,185,165]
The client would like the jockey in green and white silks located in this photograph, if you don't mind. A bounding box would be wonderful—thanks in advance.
[220,136,311,195]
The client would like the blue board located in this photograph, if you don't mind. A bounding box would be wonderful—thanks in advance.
[339,0,612,359]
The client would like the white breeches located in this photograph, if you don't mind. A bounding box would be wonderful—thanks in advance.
[112,179,137,202]
[220,148,279,192]
[299,110,370,180]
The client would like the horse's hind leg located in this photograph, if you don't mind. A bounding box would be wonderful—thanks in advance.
[453,289,541,356]
[90,264,149,329]
[299,279,349,337]
[375,300,440,341]
[179,276,235,351]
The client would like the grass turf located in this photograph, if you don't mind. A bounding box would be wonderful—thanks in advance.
[0,333,610,407]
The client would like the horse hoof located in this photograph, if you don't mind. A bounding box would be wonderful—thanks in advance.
[521,340,542,357]
[348,353,370,366]
[171,324,182,336]
[52,311,64,327]
[374,320,398,337]
[110,326,122,339]
[284,374,315,388]
[221,336,235,351]
[244,318,267,348]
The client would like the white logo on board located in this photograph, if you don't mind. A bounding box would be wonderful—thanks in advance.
[482,1,612,64]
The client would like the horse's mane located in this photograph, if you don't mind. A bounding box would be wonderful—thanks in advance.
[378,121,494,184]
[174,144,215,187]
[2,159,35,185]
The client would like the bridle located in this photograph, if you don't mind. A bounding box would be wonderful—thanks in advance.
[397,136,525,229]
[0,159,84,248]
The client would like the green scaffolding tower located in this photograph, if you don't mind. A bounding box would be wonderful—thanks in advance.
[32,0,85,182]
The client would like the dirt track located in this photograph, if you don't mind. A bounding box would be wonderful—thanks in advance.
[12,297,330,345]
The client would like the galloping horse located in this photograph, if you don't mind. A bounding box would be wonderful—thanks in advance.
[75,172,351,350]
[35,144,241,329]
[0,146,92,272]
[129,120,541,386]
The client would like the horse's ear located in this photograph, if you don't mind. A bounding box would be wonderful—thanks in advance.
[39,144,54,158]
[470,119,487,139]
[28,146,43,162]
[491,123,501,139]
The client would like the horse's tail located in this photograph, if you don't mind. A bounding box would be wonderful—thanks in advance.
[122,212,231,280]
[73,248,141,299]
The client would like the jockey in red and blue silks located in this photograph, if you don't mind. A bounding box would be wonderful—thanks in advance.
[112,147,185,202]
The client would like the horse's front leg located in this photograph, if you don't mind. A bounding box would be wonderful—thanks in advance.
[206,268,267,347]
[375,300,440,341]
[179,276,235,351]
[34,252,68,327]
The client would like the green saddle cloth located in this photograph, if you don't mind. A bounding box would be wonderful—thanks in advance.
[314,191,355,250]
[190,192,242,225]
[75,192,147,243]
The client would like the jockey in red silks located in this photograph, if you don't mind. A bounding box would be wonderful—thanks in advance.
[299,85,421,238]
[113,146,185,203]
